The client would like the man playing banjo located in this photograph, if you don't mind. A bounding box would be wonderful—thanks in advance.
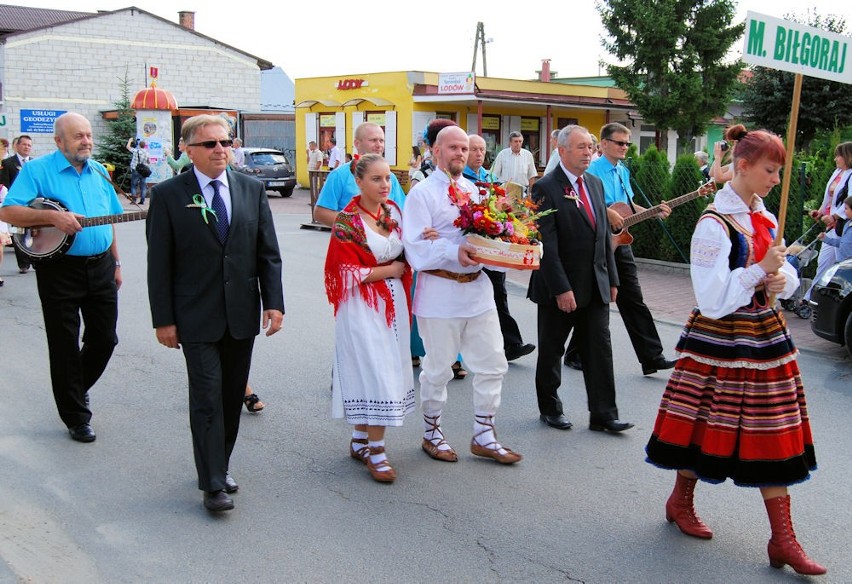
[0,112,124,443]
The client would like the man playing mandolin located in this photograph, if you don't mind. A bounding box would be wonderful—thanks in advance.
[565,122,677,376]
[0,112,124,443]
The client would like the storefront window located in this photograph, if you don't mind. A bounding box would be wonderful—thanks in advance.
[319,113,336,162]
[480,115,500,168]
[520,117,541,166]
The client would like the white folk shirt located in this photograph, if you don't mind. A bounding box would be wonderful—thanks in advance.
[402,170,496,318]
[690,184,798,319]
[491,147,537,185]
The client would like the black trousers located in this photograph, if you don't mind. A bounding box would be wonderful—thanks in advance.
[535,299,618,423]
[483,268,523,349]
[34,253,118,428]
[182,333,254,492]
[566,245,664,365]
[13,240,31,271]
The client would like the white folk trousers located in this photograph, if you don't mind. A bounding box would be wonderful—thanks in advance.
[416,310,507,417]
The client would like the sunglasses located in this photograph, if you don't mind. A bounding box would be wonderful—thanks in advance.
[188,139,233,149]
[606,139,631,147]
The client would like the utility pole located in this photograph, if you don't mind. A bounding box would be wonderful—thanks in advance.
[471,22,487,77]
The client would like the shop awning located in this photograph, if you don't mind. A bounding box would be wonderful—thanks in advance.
[340,97,395,109]
[294,99,343,108]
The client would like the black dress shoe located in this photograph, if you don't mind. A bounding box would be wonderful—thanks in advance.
[642,358,677,375]
[69,423,96,443]
[540,414,574,430]
[224,473,239,494]
[563,352,582,370]
[203,490,234,512]
[505,343,535,361]
[589,419,634,433]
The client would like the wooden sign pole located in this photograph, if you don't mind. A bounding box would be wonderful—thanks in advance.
[774,73,803,245]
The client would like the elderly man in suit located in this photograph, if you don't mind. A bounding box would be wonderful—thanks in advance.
[1,134,34,273]
[146,114,285,512]
[527,125,633,433]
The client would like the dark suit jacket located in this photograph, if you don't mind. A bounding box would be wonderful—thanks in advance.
[0,155,22,188]
[527,166,618,307]
[146,169,284,343]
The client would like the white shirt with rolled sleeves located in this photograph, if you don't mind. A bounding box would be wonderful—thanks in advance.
[402,170,496,319]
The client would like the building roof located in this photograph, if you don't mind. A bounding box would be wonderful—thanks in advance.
[0,3,89,35]
[0,4,274,70]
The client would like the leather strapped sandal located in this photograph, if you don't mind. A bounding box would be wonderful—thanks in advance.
[366,447,397,483]
[421,415,458,462]
[243,393,264,413]
[350,438,370,464]
[451,361,467,380]
[470,416,522,465]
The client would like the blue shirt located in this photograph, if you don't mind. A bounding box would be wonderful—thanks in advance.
[587,156,634,206]
[316,160,406,211]
[462,165,490,182]
[3,149,123,256]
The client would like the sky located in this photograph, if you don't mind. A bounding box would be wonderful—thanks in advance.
[6,0,852,81]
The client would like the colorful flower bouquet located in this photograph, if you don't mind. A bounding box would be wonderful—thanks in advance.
[453,178,555,270]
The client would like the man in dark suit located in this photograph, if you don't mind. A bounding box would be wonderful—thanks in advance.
[1,134,34,273]
[527,125,633,433]
[146,114,285,512]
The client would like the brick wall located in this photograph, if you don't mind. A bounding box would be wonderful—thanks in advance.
[0,8,263,156]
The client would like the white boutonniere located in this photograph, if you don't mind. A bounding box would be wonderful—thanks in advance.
[563,187,580,208]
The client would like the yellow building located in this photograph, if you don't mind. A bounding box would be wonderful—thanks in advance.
[294,71,633,187]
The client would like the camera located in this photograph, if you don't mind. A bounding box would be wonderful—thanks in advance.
[718,140,729,152]
[132,137,141,147]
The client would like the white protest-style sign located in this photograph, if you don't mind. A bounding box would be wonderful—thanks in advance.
[743,11,850,84]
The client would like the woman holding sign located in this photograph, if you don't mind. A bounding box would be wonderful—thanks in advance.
[645,125,826,576]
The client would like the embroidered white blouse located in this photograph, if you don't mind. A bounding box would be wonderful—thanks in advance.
[690,184,798,319]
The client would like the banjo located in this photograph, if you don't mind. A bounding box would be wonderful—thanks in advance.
[12,198,147,261]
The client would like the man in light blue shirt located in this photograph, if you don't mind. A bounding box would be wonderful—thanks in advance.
[314,122,405,226]
[0,112,124,443]
[569,122,674,376]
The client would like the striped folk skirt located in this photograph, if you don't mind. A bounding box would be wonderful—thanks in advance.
[645,303,817,487]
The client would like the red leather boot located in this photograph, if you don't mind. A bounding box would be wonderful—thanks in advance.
[764,495,826,575]
[665,472,713,539]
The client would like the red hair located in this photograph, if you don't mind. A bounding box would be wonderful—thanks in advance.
[726,124,785,169]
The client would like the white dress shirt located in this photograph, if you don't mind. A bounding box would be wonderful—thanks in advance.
[194,168,232,220]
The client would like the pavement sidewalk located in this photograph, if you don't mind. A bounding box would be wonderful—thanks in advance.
[506,256,843,356]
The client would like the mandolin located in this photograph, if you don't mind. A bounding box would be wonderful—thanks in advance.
[12,198,147,261]
[609,181,716,247]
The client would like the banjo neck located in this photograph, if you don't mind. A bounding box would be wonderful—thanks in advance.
[27,210,148,230]
[78,210,147,228]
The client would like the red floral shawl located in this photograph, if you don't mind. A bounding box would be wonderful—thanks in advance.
[324,197,412,327]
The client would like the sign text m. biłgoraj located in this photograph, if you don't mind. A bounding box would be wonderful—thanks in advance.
[743,11,850,84]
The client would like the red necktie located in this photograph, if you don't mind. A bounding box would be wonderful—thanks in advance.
[576,176,596,229]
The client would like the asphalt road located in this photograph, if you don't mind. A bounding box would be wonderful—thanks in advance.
[1,189,850,583]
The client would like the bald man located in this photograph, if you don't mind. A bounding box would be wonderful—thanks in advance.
[403,126,522,466]
[0,112,124,443]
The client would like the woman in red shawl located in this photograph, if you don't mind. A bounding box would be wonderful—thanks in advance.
[645,126,825,575]
[324,154,415,483]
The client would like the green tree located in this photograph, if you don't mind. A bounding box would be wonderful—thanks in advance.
[97,70,136,190]
[630,146,671,259]
[597,0,744,153]
[741,12,851,148]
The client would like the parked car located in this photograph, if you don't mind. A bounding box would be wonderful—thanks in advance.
[236,147,296,197]
[808,257,852,357]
